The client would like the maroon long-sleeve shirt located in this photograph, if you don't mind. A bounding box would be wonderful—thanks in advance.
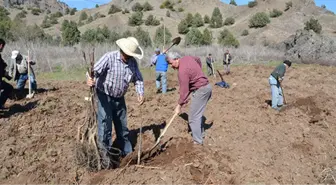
[178,56,209,106]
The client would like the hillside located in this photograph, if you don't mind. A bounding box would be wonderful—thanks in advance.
[3,0,336,46]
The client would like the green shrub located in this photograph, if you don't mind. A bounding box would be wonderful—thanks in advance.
[249,12,270,28]
[185,28,203,46]
[204,15,210,24]
[166,10,170,17]
[79,11,88,21]
[31,8,42,15]
[224,17,235,25]
[230,0,237,6]
[192,13,204,27]
[304,18,322,34]
[108,5,122,14]
[284,1,292,11]
[202,28,213,45]
[161,0,174,10]
[210,7,223,28]
[128,12,144,26]
[145,15,160,26]
[133,27,152,47]
[248,0,258,8]
[16,11,26,18]
[185,13,193,27]
[178,19,189,34]
[321,4,326,9]
[154,25,172,45]
[65,8,69,14]
[143,2,153,11]
[122,9,130,14]
[70,8,77,15]
[241,29,249,36]
[132,2,143,12]
[178,7,184,12]
[52,11,63,18]
[270,9,283,18]
[218,29,239,48]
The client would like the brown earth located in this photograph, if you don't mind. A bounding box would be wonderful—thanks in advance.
[0,64,335,184]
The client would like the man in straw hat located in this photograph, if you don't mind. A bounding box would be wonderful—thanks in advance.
[87,37,145,157]
[9,50,37,93]
[166,51,212,145]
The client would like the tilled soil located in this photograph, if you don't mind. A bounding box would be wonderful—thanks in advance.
[0,64,335,184]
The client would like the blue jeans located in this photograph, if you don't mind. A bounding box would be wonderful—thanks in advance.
[156,71,167,93]
[17,74,37,90]
[269,75,283,109]
[97,90,132,156]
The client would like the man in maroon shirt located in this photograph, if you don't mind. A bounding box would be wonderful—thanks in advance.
[166,52,212,145]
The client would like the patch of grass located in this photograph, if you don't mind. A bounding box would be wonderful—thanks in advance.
[37,68,87,81]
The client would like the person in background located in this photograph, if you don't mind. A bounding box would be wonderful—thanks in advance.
[269,60,292,111]
[223,50,232,75]
[151,48,169,94]
[206,53,214,76]
[9,50,37,93]
[0,39,13,109]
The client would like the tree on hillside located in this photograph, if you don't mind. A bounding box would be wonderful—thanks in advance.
[204,15,210,24]
[154,25,172,46]
[249,12,270,28]
[321,4,326,9]
[128,12,144,26]
[178,19,189,34]
[210,7,223,28]
[304,18,322,34]
[218,29,239,48]
[185,13,193,27]
[224,17,235,25]
[122,30,133,38]
[202,28,212,45]
[70,8,77,15]
[61,20,80,46]
[284,1,292,11]
[143,2,154,11]
[145,15,160,26]
[79,11,88,21]
[81,29,96,44]
[270,9,283,18]
[133,27,152,47]
[192,13,204,27]
[0,6,12,39]
[96,26,111,43]
[65,7,70,14]
[185,28,203,46]
[132,2,143,12]
[230,0,237,6]
[108,5,122,14]
[248,0,258,8]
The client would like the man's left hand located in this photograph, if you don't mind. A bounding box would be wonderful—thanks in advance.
[138,95,144,105]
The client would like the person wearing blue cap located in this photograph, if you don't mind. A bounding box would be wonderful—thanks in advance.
[150,48,169,94]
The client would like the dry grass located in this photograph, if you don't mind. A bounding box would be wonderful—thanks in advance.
[3,41,286,74]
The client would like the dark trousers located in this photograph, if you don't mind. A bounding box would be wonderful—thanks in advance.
[96,90,132,156]
[0,81,13,108]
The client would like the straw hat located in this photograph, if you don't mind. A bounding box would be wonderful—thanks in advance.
[11,50,19,59]
[116,37,144,60]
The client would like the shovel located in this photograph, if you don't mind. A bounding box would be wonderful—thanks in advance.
[163,37,181,54]
[26,50,34,99]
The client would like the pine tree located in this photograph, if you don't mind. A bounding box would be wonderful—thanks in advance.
[192,13,204,27]
[210,7,223,28]
[202,28,212,45]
